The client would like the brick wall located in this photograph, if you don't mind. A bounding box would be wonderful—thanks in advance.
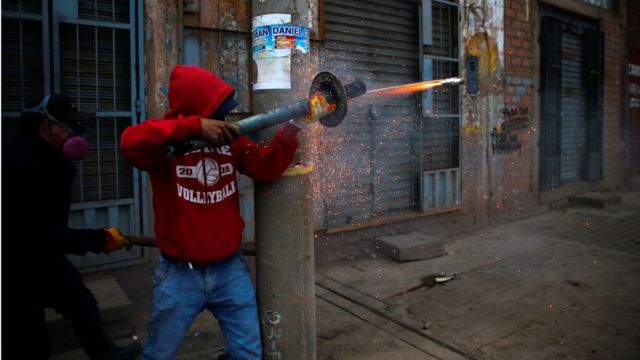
[602,20,624,185]
[501,0,626,214]
[502,0,538,215]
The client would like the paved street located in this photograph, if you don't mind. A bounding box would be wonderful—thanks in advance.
[314,191,640,359]
[52,191,640,359]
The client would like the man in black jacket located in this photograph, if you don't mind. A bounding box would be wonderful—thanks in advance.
[2,94,142,360]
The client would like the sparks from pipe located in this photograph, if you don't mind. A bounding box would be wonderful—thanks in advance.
[367,77,464,96]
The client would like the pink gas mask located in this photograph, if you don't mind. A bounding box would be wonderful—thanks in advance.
[41,109,90,161]
[27,94,90,161]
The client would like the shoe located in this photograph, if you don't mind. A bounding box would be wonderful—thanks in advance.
[91,341,143,360]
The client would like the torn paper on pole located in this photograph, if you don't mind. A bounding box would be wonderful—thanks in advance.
[252,13,310,90]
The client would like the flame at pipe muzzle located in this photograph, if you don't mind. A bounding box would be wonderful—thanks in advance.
[167,72,366,156]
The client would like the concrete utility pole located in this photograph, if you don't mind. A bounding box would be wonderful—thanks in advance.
[252,1,316,359]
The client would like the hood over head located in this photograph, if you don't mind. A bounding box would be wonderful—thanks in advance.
[165,65,236,119]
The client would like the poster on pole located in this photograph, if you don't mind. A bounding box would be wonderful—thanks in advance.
[252,24,310,58]
[252,14,310,90]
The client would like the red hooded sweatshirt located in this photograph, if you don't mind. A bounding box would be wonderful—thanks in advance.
[120,65,299,262]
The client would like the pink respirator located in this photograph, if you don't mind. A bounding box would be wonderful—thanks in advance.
[29,95,90,161]
[42,109,90,161]
[60,134,90,161]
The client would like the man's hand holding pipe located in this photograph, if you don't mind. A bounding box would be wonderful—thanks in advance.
[200,118,239,147]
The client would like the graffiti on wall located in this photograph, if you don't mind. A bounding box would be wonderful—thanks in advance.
[491,106,529,154]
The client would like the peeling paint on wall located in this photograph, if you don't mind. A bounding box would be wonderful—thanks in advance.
[461,0,505,145]
[463,0,504,61]
[466,32,500,81]
[462,0,504,87]
[145,1,180,119]
[462,119,482,135]
[460,0,506,224]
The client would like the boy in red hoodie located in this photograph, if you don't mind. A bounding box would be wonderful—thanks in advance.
[120,65,305,359]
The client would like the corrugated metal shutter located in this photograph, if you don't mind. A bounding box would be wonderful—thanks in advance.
[540,16,563,190]
[1,0,47,144]
[560,30,586,181]
[321,0,420,227]
[540,7,601,189]
[582,28,603,181]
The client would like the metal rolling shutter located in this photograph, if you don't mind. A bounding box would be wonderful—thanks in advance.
[540,7,600,189]
[560,30,586,181]
[540,16,562,190]
[582,28,603,181]
[321,0,420,227]
[1,0,47,144]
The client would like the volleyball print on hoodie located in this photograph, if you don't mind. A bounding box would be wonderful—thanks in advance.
[120,65,299,263]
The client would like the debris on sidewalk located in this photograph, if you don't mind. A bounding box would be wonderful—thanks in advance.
[435,274,456,283]
[387,273,457,300]
[422,273,456,287]
[563,279,582,287]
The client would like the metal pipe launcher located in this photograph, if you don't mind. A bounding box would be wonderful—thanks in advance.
[166,72,367,156]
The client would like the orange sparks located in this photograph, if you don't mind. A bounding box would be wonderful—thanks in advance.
[305,91,337,121]
[368,79,445,96]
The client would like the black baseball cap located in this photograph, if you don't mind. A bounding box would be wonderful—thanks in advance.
[22,94,94,134]
[44,94,94,123]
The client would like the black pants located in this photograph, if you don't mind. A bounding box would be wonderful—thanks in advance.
[2,257,111,359]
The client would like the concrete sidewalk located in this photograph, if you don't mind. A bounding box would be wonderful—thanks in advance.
[52,191,640,359]
[315,191,640,359]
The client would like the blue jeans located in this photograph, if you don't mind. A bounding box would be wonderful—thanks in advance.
[141,251,262,360]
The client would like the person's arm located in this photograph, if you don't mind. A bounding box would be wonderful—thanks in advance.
[121,116,238,171]
[3,141,128,257]
[234,123,300,180]
[120,115,203,171]
[51,226,108,255]
[3,177,108,256]
[42,226,128,255]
